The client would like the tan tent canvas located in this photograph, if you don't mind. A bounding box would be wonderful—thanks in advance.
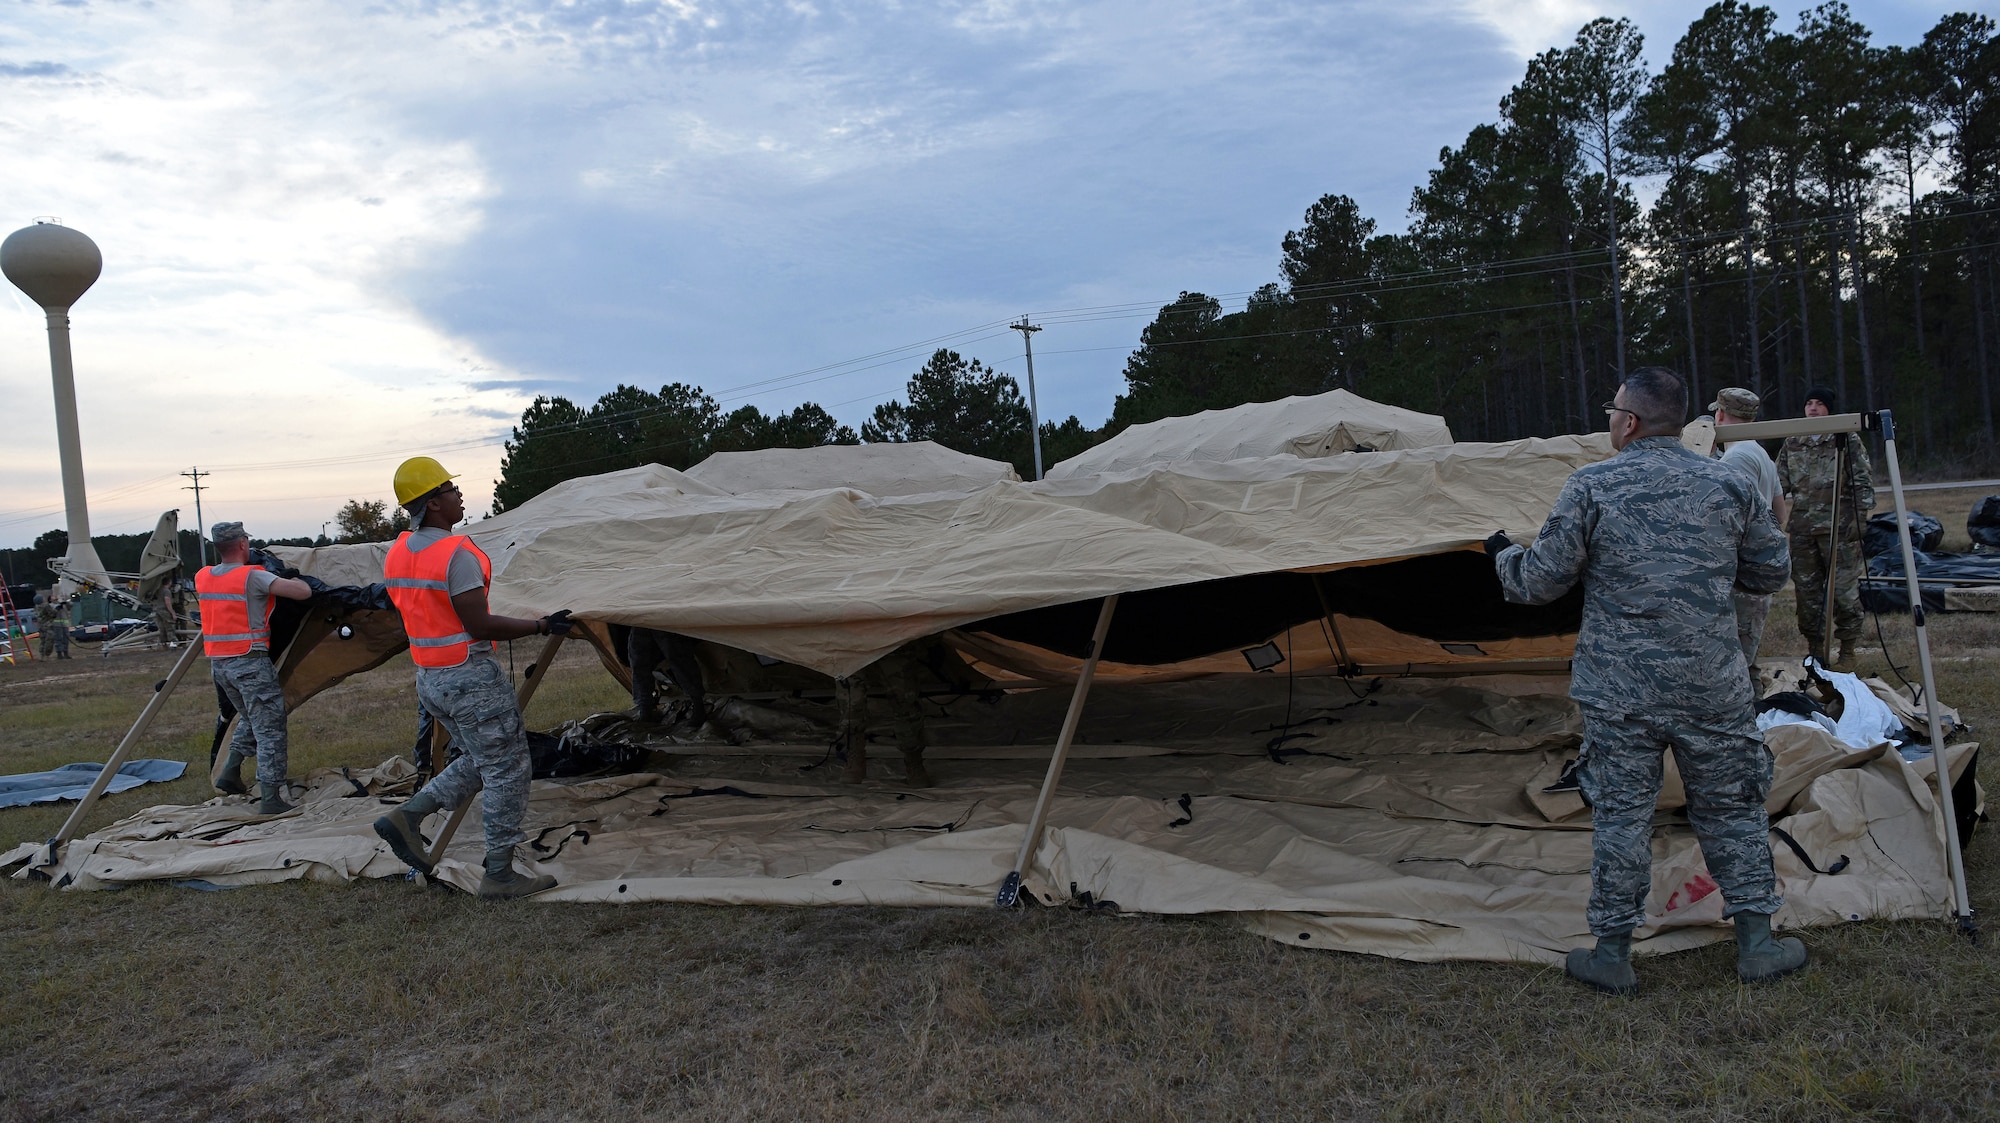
[13,395,1972,964]
[685,440,1019,496]
[1043,388,1453,481]
[267,431,1609,700]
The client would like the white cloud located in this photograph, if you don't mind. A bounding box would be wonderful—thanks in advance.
[0,1,528,541]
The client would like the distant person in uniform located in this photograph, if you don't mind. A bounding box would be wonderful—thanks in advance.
[197,522,313,812]
[1776,386,1872,670]
[372,457,573,900]
[1709,387,1788,696]
[34,590,54,659]
[151,579,181,646]
[45,595,72,660]
[1489,367,1801,994]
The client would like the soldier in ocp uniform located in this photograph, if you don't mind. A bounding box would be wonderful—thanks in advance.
[1775,385,1873,670]
[1490,367,1803,994]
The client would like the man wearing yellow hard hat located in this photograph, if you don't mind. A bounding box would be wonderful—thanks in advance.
[371,457,574,900]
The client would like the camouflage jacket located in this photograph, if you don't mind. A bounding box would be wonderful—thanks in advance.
[1495,436,1790,717]
[1776,432,1874,538]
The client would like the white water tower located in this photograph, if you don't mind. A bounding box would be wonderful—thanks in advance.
[3,219,110,595]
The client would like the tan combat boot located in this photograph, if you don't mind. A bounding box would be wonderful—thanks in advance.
[1834,639,1857,671]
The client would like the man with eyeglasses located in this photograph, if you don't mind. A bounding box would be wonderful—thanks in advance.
[1486,367,1799,994]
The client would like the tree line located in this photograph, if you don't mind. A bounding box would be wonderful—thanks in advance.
[478,4,1996,510]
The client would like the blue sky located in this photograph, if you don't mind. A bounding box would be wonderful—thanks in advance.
[0,0,1984,541]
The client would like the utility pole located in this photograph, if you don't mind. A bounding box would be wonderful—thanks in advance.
[181,467,210,566]
[1010,317,1045,480]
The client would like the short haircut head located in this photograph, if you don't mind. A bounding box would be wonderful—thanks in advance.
[1620,367,1687,429]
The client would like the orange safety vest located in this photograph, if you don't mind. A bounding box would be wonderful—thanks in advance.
[384,532,492,668]
[195,565,273,658]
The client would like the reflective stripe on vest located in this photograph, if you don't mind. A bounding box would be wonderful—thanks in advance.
[383,531,492,668]
[195,565,273,657]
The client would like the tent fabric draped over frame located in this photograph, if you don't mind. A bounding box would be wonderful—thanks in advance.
[269,432,1611,695]
[1041,388,1454,481]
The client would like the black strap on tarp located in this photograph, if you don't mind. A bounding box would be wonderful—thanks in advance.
[1770,826,1850,875]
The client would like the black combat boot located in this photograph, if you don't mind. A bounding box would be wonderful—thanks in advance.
[215,752,248,796]
[477,848,556,900]
[1735,912,1807,983]
[1565,930,1638,996]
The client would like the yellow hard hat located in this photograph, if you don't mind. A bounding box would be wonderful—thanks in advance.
[393,456,457,507]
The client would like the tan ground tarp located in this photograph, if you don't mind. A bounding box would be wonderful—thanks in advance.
[7,674,1972,963]
[272,433,1609,683]
[1043,388,1454,481]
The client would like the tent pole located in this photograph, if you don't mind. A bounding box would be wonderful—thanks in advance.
[996,594,1118,907]
[52,640,203,847]
[1820,440,1842,656]
[1309,574,1356,674]
[423,633,567,870]
[1878,410,1975,935]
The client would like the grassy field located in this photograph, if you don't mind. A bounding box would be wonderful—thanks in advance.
[3,502,1998,1120]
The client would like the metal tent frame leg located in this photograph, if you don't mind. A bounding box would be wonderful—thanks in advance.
[996,594,1118,908]
[1717,408,1974,936]
[50,640,204,849]
[1878,411,1976,935]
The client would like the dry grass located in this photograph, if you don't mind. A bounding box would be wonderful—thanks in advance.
[1,626,1997,1121]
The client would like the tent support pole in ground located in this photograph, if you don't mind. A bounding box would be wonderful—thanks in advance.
[423,632,567,870]
[996,594,1118,907]
[1308,574,1356,674]
[51,640,203,848]
[1878,410,1976,935]
[1821,440,1843,652]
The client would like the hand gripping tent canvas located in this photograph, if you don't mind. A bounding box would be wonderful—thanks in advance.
[10,404,1978,963]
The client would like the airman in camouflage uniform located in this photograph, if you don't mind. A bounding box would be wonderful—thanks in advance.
[198,522,313,813]
[371,461,574,900]
[1493,367,1803,993]
[1775,387,1872,669]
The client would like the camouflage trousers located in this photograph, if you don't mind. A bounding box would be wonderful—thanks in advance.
[413,658,531,853]
[1733,591,1772,695]
[1790,532,1865,644]
[211,654,289,784]
[1577,707,1781,936]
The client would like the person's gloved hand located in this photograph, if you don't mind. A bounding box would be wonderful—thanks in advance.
[539,610,575,636]
[1484,531,1515,557]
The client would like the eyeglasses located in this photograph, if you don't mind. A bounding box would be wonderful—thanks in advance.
[1602,401,1636,419]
